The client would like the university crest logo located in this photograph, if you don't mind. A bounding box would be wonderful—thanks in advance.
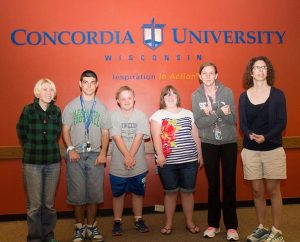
[142,18,166,50]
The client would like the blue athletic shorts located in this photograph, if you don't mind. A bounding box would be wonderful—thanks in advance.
[109,172,147,197]
[158,161,198,193]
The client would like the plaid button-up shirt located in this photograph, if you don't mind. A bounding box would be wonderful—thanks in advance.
[17,98,62,164]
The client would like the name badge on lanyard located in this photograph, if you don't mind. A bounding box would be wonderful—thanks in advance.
[80,96,96,152]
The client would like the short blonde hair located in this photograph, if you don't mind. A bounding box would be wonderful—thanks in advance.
[34,78,57,100]
[115,85,135,100]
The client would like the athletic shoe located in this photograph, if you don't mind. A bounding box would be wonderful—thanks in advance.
[73,223,86,242]
[112,220,122,236]
[265,231,285,242]
[246,226,270,242]
[227,229,239,241]
[86,221,104,241]
[203,227,221,238]
[134,218,149,233]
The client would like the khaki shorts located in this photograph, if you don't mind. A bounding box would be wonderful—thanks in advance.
[241,147,286,180]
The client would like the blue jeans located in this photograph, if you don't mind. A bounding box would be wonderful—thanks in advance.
[23,163,60,242]
[158,161,199,192]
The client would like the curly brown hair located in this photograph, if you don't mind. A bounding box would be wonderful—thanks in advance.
[243,56,275,89]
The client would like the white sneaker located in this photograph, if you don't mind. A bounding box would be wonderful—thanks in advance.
[264,232,284,242]
[86,221,104,242]
[227,229,239,241]
[265,227,284,242]
[73,223,86,242]
[247,226,270,242]
[203,227,221,238]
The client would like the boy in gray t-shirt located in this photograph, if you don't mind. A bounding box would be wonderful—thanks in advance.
[109,86,150,236]
[62,70,111,242]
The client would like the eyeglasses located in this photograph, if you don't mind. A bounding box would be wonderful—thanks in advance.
[252,65,267,71]
[81,80,97,86]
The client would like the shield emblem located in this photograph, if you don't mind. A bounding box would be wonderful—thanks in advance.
[142,18,165,50]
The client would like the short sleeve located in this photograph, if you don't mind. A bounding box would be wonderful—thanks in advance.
[136,111,150,139]
[149,110,163,124]
[110,111,121,137]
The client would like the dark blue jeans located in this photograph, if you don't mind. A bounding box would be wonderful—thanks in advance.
[158,161,199,192]
[23,163,60,242]
[201,142,238,230]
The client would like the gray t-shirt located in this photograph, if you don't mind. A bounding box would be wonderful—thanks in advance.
[109,108,149,177]
[62,96,112,153]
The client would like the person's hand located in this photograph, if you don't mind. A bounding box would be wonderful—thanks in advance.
[68,150,80,162]
[249,133,265,144]
[198,155,204,168]
[203,103,213,116]
[124,154,135,169]
[156,154,166,167]
[95,153,107,165]
[220,105,231,115]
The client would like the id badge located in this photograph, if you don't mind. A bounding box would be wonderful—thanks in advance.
[86,141,91,152]
[214,128,222,140]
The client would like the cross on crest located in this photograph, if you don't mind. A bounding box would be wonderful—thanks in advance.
[142,18,166,50]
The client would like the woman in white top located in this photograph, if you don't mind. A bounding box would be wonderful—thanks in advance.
[150,85,203,235]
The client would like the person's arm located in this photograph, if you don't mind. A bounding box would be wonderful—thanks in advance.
[215,89,236,125]
[56,109,62,140]
[129,134,144,158]
[95,128,109,165]
[239,92,252,139]
[129,112,149,159]
[192,93,219,129]
[150,120,166,167]
[62,124,80,162]
[264,90,287,141]
[191,123,203,168]
[112,135,135,169]
[16,107,28,146]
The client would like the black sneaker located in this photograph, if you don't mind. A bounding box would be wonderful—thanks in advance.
[112,220,122,236]
[134,218,149,233]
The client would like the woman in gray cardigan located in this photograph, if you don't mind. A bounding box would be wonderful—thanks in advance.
[192,62,239,241]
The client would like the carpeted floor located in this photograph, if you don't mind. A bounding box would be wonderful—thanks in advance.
[0,205,299,242]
